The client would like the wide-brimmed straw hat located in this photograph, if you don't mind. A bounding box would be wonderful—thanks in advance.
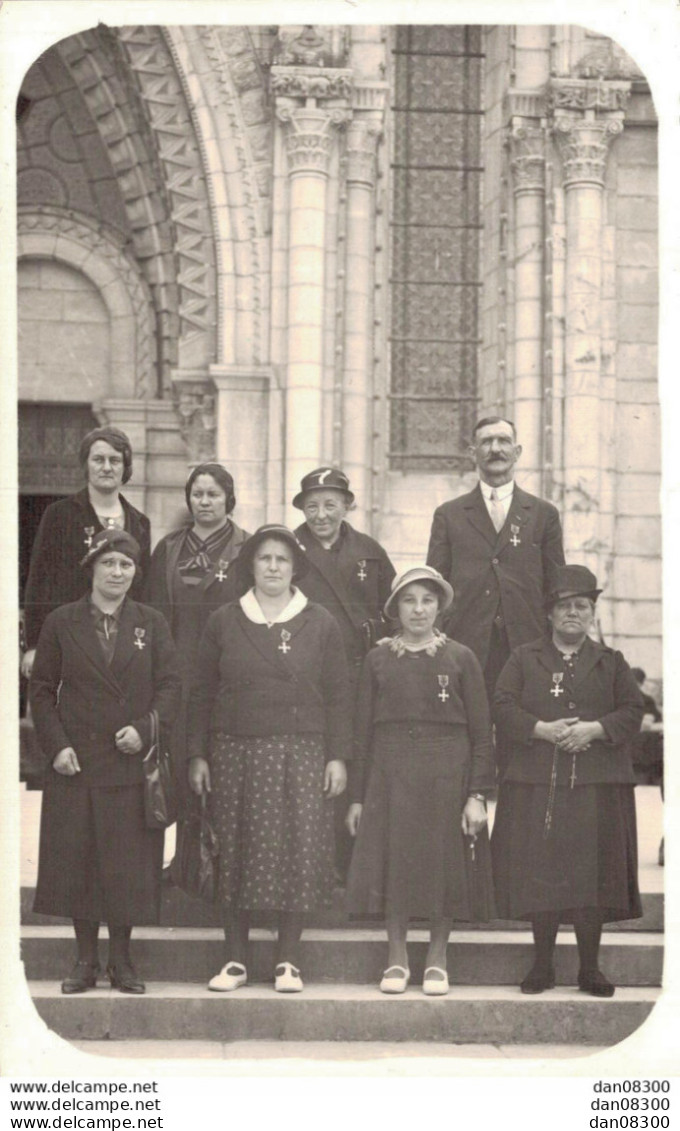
[292,467,355,510]
[544,564,602,611]
[235,524,309,589]
[384,565,454,620]
[80,527,140,569]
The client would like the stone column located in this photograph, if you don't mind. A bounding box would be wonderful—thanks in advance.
[342,117,381,529]
[549,79,629,573]
[507,97,547,495]
[275,101,349,506]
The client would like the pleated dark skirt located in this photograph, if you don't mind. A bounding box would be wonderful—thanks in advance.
[209,732,335,913]
[491,781,642,923]
[346,726,496,922]
[33,772,164,924]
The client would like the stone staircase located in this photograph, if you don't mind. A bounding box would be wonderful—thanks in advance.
[22,885,663,1047]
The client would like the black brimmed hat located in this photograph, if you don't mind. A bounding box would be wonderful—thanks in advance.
[80,528,140,569]
[384,565,454,620]
[545,564,602,610]
[235,524,308,591]
[292,467,355,510]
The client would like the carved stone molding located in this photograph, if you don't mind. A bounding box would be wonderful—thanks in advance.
[18,205,156,399]
[352,82,389,114]
[272,25,349,69]
[552,116,624,188]
[277,107,350,176]
[117,27,217,368]
[508,124,546,195]
[346,120,382,186]
[548,78,631,114]
[505,90,546,121]
[270,67,353,102]
[171,370,217,464]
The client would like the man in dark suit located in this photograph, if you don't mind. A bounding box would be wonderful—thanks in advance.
[427,416,565,700]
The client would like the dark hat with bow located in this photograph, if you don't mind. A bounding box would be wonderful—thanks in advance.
[545,564,602,610]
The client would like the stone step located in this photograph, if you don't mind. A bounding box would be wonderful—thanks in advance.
[22,926,663,986]
[19,885,665,932]
[28,981,660,1045]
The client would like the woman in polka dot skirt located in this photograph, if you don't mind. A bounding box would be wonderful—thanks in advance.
[187,525,351,994]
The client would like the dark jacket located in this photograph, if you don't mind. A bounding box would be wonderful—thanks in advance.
[493,635,644,785]
[426,483,565,667]
[294,521,396,668]
[30,595,180,787]
[144,521,249,633]
[186,601,352,763]
[350,637,495,803]
[23,489,151,649]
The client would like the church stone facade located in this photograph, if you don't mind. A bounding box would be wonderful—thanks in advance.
[17,24,661,678]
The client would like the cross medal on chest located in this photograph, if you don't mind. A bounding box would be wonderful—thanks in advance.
[134,628,146,650]
[357,559,367,582]
[278,629,291,654]
[215,560,229,583]
[437,674,450,702]
[83,526,95,549]
[550,672,564,697]
[509,524,521,548]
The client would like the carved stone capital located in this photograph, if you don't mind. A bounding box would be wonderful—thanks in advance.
[171,370,217,464]
[508,123,546,195]
[277,106,350,177]
[270,67,353,103]
[548,78,631,115]
[346,120,382,187]
[552,116,624,188]
[352,82,389,114]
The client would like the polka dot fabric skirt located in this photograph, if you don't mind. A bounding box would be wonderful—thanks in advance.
[209,733,335,912]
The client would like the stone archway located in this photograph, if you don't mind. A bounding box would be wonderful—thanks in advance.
[17,206,156,401]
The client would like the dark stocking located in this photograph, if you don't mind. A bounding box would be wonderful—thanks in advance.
[573,908,603,975]
[108,924,132,966]
[530,914,559,973]
[277,912,304,967]
[223,909,250,966]
[73,919,99,965]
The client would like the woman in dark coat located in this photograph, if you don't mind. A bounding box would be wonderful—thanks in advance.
[30,529,180,995]
[145,463,249,810]
[22,426,150,680]
[345,566,495,996]
[491,564,644,997]
[188,524,351,994]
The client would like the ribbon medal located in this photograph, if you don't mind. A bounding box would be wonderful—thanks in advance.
[279,628,291,655]
[357,559,367,582]
[83,526,95,549]
[550,672,564,698]
[437,674,450,703]
[509,524,521,547]
[215,560,229,583]
[134,627,146,650]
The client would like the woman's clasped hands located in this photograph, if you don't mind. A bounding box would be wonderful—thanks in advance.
[534,717,605,753]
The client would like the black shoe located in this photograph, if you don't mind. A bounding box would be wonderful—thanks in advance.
[106,962,145,994]
[578,969,615,998]
[520,964,556,994]
[61,960,99,995]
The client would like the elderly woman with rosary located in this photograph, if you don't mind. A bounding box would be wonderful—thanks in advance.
[491,565,644,998]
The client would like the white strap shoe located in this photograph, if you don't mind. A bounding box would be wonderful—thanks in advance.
[422,966,449,996]
[208,961,247,992]
[379,965,410,994]
[274,962,304,993]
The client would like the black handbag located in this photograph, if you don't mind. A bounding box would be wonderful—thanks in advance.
[170,795,219,902]
[142,709,177,829]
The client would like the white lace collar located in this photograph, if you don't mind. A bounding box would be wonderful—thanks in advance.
[386,629,448,657]
[239,586,308,627]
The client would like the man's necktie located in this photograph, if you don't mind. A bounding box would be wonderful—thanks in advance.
[489,488,505,533]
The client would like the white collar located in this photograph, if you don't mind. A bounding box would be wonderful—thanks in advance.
[239,586,308,626]
[480,479,514,502]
